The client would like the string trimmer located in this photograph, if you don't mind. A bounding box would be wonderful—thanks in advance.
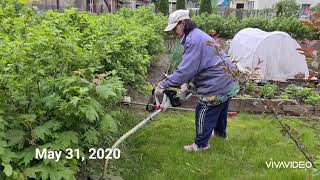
[100,87,191,179]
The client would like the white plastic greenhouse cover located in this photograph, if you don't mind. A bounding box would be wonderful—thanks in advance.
[229,28,309,81]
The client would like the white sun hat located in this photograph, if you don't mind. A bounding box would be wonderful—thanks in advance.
[164,10,190,32]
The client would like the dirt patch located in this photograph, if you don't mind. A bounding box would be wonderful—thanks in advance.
[126,53,170,103]
[147,53,170,87]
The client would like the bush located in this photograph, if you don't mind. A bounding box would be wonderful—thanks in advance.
[270,17,315,39]
[241,17,271,31]
[176,0,186,10]
[193,14,315,39]
[284,84,320,105]
[0,1,166,178]
[193,13,241,38]
[302,12,320,39]
[199,0,212,14]
[193,13,223,33]
[220,16,242,38]
[274,0,300,17]
[259,83,278,99]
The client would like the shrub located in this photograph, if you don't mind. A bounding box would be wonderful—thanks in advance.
[266,17,314,39]
[274,0,300,17]
[193,14,315,40]
[193,13,242,39]
[193,13,223,33]
[0,1,166,178]
[302,12,320,39]
[241,17,271,31]
[220,16,242,38]
[284,84,320,105]
[259,83,278,99]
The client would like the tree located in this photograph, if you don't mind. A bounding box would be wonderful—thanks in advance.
[176,0,185,10]
[157,0,169,15]
[200,0,212,14]
[274,0,300,17]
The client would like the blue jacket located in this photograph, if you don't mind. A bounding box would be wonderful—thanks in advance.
[160,28,236,96]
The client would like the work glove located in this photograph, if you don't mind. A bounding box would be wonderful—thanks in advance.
[154,83,165,96]
[160,94,171,112]
[178,83,188,100]
[154,82,166,111]
[180,83,188,92]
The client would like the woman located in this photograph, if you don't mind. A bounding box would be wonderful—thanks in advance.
[155,10,239,152]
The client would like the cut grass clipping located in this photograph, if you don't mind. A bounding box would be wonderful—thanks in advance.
[113,112,316,180]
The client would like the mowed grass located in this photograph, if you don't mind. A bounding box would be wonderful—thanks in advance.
[112,112,317,180]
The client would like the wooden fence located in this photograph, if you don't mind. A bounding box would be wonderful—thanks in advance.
[220,8,274,18]
[217,7,304,20]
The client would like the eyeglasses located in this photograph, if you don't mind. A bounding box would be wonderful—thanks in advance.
[173,21,183,31]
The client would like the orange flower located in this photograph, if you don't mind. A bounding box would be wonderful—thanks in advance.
[210,31,217,37]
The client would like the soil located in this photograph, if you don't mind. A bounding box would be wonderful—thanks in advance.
[146,54,170,87]
[125,53,170,104]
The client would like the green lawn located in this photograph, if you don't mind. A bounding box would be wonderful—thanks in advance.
[111,112,317,180]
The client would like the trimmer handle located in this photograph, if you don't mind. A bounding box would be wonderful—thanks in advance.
[154,92,171,111]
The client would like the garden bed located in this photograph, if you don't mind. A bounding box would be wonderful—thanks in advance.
[157,95,320,117]
[270,79,319,89]
[228,97,320,116]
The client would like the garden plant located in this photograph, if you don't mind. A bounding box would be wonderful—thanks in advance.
[0,0,319,179]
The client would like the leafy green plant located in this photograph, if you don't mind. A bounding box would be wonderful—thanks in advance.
[0,1,167,178]
[296,88,314,100]
[284,84,320,105]
[259,83,278,99]
[274,0,300,18]
[193,13,222,33]
[272,16,315,39]
[241,17,271,31]
[305,94,320,106]
[284,84,301,98]
[193,13,241,39]
[302,12,320,40]
[193,13,315,39]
